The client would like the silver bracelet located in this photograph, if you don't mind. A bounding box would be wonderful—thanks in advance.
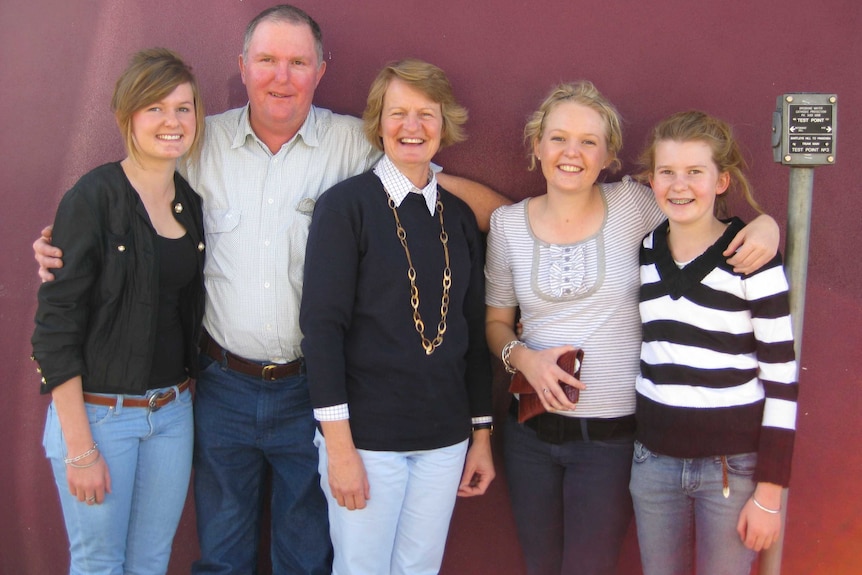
[64,442,98,465]
[752,496,781,514]
[67,451,101,469]
[501,340,527,374]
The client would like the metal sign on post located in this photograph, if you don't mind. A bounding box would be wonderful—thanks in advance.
[772,93,837,166]
[762,93,836,575]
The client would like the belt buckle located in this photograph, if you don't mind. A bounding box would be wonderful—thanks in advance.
[147,389,175,412]
[262,364,277,381]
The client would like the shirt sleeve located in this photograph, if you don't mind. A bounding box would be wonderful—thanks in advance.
[314,403,350,421]
[745,255,798,485]
[32,184,102,393]
[460,203,494,420]
[629,178,667,234]
[485,205,519,308]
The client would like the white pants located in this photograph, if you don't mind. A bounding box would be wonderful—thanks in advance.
[316,430,468,575]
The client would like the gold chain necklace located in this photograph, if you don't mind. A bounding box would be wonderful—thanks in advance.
[386,192,451,355]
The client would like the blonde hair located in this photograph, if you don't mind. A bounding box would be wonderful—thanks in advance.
[112,48,205,164]
[637,110,761,218]
[363,59,468,152]
[524,81,623,172]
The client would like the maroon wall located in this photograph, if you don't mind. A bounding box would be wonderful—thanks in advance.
[2,1,860,573]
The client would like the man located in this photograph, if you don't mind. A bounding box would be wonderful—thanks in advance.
[35,5,506,574]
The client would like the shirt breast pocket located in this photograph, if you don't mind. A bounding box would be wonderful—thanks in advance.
[286,199,316,289]
[203,208,241,281]
[98,230,133,305]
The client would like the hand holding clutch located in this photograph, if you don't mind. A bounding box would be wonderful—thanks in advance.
[508,348,584,423]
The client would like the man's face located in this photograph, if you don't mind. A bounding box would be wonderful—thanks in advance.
[239,19,326,141]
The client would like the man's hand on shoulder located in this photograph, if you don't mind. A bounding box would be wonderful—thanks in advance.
[34,225,63,282]
[437,173,511,233]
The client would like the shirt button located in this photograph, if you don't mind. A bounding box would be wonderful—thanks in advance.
[264,282,270,289]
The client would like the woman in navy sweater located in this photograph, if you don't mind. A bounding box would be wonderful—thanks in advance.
[300,59,494,575]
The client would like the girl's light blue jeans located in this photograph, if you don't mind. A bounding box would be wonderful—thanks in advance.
[43,384,193,575]
[629,440,758,575]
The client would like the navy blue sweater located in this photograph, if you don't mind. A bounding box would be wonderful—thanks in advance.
[300,171,492,452]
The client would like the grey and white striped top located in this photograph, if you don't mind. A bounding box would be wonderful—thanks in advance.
[486,177,664,418]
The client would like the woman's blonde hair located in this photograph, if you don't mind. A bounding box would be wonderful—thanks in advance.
[112,48,205,164]
[524,81,623,173]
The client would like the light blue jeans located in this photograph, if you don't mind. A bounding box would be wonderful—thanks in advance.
[43,384,193,575]
[316,430,468,575]
[629,441,758,575]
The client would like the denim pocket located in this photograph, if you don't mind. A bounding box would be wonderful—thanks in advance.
[198,351,215,371]
[176,387,193,406]
[42,404,60,458]
[632,440,653,464]
[723,452,757,476]
[85,402,115,427]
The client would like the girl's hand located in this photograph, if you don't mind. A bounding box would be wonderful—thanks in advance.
[736,483,783,551]
[66,451,111,505]
[510,345,585,412]
[51,377,110,505]
[724,213,779,274]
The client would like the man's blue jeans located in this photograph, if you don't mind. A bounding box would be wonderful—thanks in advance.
[629,441,758,575]
[44,384,193,575]
[191,354,331,574]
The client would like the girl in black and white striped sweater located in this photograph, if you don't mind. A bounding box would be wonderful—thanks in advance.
[630,111,798,575]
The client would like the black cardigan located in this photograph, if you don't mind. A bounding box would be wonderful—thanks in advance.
[32,162,205,395]
[300,171,492,452]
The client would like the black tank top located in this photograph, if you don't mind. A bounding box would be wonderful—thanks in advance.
[149,233,197,388]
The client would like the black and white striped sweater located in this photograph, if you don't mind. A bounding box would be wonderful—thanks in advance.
[635,218,798,486]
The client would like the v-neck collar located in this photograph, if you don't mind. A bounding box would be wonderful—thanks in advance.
[652,217,745,300]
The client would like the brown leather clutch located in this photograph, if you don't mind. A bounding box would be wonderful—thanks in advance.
[508,348,584,423]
